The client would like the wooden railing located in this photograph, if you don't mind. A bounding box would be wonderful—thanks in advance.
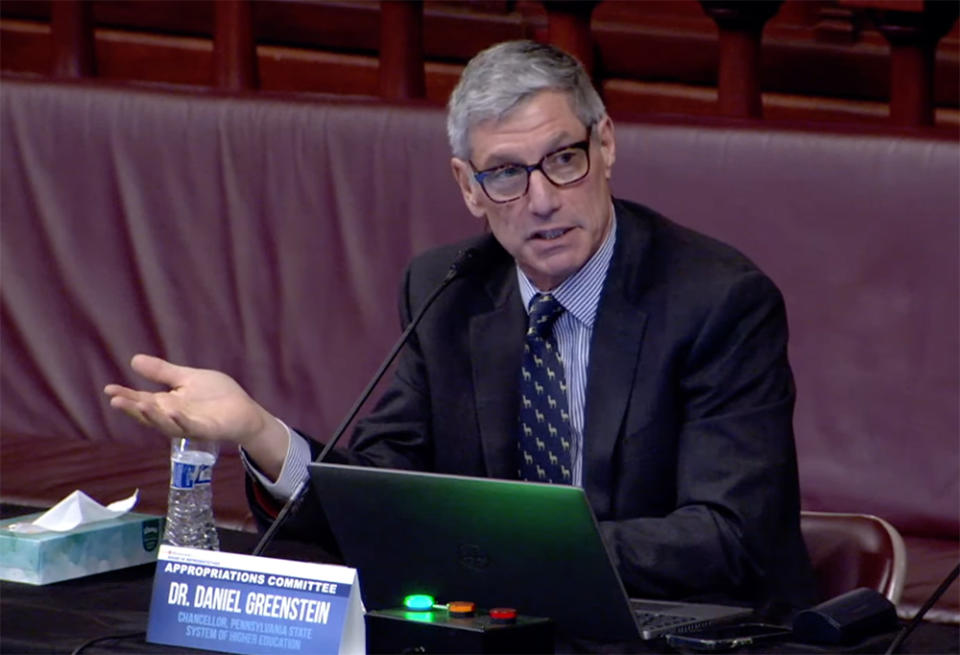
[50,0,95,78]
[3,0,957,129]
[214,0,257,91]
[852,0,960,126]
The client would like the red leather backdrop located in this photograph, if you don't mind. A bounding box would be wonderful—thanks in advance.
[1,78,957,617]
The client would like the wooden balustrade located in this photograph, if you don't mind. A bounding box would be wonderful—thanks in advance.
[860,1,959,126]
[378,0,425,100]
[214,0,257,90]
[700,1,783,119]
[3,0,956,129]
[50,0,95,78]
[543,1,599,77]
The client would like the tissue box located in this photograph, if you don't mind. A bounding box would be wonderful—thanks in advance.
[0,511,164,585]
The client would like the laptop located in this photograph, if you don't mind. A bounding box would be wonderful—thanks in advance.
[308,463,752,641]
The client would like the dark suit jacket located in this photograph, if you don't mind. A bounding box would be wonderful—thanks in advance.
[251,197,817,613]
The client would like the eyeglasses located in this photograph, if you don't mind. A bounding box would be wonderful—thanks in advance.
[470,125,593,203]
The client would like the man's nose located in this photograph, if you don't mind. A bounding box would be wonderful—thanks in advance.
[526,169,560,217]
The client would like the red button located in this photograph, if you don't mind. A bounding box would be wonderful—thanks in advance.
[489,607,517,624]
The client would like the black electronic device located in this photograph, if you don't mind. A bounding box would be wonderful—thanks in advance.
[309,463,752,641]
[365,606,554,654]
[792,587,899,645]
[665,622,792,652]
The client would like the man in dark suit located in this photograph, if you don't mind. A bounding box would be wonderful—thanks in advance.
[106,41,815,614]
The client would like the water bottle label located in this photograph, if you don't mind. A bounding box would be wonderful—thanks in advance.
[195,463,213,484]
[171,461,213,489]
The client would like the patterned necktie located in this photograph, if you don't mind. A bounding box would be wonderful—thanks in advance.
[517,293,572,484]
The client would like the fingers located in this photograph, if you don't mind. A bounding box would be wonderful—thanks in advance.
[103,383,167,409]
[106,394,150,426]
[104,384,187,439]
[106,394,159,432]
[103,383,139,400]
[130,353,191,388]
[109,394,186,439]
[104,355,243,444]
[138,397,191,440]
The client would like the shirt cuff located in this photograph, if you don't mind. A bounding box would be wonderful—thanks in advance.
[239,418,311,502]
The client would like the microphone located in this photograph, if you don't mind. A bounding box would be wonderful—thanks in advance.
[251,246,483,556]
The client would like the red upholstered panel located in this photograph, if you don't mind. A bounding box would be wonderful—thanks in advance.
[0,80,478,525]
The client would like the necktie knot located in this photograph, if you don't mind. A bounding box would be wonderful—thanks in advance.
[527,294,564,338]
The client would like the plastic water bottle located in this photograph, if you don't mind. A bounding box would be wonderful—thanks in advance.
[163,437,220,550]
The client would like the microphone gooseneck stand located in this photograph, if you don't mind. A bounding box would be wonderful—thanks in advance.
[251,248,480,557]
[883,562,959,654]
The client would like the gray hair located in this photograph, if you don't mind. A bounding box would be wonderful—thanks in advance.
[446,40,606,160]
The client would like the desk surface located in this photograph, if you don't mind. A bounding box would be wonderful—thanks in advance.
[2,504,957,655]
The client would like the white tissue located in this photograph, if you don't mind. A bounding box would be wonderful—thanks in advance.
[6,489,139,533]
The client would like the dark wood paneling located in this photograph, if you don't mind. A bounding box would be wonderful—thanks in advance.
[1,20,53,75]
[95,29,212,87]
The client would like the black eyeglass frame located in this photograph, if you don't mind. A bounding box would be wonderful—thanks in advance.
[469,124,594,204]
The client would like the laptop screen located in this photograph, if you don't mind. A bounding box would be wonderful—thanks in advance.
[308,463,641,640]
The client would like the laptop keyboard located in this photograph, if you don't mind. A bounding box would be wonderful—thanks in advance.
[629,599,753,639]
[634,611,696,631]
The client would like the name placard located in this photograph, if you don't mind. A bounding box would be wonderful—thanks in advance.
[147,545,364,655]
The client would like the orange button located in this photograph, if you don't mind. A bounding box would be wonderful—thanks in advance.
[448,601,476,617]
[489,607,517,624]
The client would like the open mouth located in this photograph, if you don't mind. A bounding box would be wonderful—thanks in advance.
[532,227,572,241]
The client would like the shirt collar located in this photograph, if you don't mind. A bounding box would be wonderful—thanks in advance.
[517,202,617,328]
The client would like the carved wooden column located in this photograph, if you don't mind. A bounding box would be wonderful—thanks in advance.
[51,0,96,78]
[214,0,258,91]
[700,1,783,119]
[867,3,958,126]
[542,1,599,77]
[379,0,425,100]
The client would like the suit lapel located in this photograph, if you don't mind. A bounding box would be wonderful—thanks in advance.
[464,201,653,490]
[470,265,525,479]
[582,201,651,515]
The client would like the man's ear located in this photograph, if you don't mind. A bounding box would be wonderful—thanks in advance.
[451,158,486,219]
[596,116,616,179]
